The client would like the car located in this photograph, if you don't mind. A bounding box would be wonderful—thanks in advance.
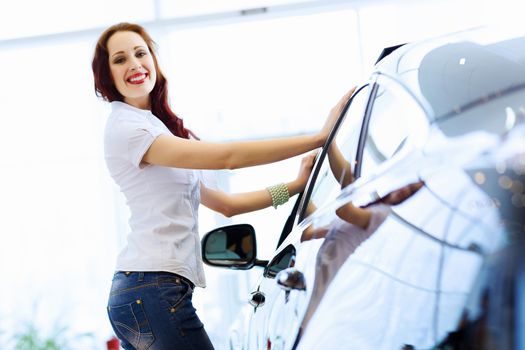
[201,26,525,350]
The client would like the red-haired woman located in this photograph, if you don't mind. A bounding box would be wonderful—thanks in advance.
[92,22,354,350]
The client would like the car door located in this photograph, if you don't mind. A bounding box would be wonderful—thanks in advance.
[296,73,444,349]
[246,84,375,350]
[296,75,504,350]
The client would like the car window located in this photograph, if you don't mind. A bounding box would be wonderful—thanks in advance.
[298,85,371,221]
[357,77,428,178]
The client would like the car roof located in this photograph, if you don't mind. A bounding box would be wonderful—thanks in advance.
[373,27,525,131]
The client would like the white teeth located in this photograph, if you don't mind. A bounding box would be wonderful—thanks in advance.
[129,74,146,82]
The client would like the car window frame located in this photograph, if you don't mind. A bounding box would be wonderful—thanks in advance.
[296,84,372,223]
[354,81,379,179]
[275,192,303,249]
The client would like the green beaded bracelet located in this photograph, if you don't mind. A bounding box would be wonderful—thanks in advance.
[267,183,290,208]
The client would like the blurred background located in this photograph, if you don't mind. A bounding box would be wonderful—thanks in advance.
[0,0,522,348]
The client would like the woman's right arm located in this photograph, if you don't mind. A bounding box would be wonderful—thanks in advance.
[143,133,322,170]
[142,88,355,170]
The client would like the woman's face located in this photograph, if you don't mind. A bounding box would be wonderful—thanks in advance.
[107,31,157,109]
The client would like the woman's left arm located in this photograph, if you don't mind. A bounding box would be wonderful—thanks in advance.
[200,153,316,217]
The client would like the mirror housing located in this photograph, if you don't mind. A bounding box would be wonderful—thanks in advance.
[201,224,260,270]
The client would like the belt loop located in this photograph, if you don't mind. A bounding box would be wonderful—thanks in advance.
[138,272,145,282]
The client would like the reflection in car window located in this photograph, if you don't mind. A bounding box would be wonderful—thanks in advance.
[303,86,370,219]
[359,78,428,177]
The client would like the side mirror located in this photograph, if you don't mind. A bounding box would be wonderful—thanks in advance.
[201,224,258,270]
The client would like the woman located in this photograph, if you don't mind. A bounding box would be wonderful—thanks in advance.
[92,22,354,350]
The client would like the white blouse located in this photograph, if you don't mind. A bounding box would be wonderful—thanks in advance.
[104,101,209,287]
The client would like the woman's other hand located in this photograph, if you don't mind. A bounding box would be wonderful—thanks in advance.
[318,87,356,143]
[294,151,318,192]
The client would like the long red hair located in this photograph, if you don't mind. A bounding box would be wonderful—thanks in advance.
[92,22,192,139]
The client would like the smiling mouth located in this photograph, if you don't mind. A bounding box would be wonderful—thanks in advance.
[127,72,148,85]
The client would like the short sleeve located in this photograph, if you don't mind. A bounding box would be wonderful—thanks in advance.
[108,113,170,169]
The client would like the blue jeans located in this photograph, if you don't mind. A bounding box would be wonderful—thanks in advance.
[107,271,214,350]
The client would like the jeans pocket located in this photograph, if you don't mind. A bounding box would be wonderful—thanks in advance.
[108,299,155,350]
[158,278,192,313]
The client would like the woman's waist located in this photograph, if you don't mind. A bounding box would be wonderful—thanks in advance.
[110,270,195,291]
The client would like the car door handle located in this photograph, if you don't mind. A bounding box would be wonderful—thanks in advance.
[276,267,306,291]
[249,291,266,307]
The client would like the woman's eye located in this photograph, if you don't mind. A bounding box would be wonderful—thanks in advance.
[113,57,125,64]
[136,51,147,58]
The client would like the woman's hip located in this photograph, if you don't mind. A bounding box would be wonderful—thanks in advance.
[107,271,213,350]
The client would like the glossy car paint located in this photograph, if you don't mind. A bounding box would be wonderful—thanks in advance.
[214,27,525,350]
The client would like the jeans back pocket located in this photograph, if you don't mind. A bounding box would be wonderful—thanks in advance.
[108,299,155,350]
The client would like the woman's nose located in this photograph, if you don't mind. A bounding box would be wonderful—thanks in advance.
[129,58,141,71]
